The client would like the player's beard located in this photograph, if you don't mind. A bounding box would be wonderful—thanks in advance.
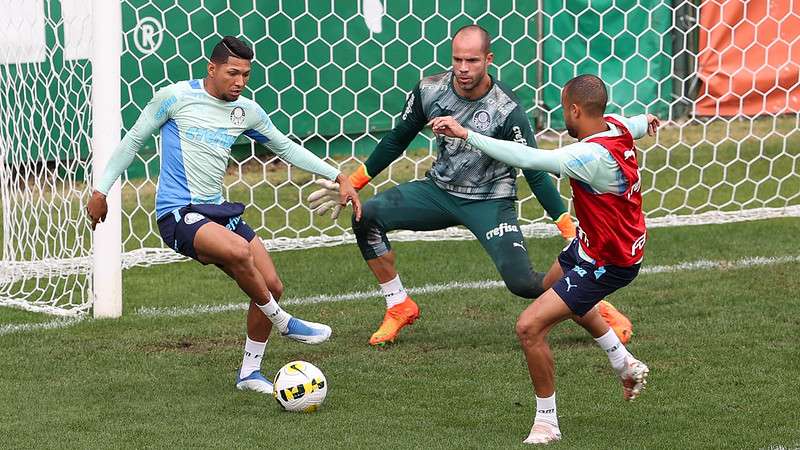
[455,70,484,92]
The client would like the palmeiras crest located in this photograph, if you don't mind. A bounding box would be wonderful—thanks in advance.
[230,106,246,125]
[472,109,491,131]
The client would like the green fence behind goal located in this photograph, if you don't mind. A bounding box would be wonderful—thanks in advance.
[5,0,678,179]
[540,0,674,129]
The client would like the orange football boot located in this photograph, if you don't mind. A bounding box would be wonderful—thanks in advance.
[369,297,420,347]
[598,300,633,344]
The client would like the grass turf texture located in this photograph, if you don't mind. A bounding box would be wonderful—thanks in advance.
[1,218,799,448]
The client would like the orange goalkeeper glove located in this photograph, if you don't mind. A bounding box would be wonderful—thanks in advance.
[348,164,371,191]
[555,212,577,240]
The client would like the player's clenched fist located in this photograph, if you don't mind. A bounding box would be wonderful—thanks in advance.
[428,116,468,140]
[86,191,108,230]
[645,114,660,136]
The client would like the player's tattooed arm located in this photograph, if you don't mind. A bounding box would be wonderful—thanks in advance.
[645,114,660,136]
[608,113,660,139]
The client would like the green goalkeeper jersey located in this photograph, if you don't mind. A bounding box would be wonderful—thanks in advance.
[362,71,564,212]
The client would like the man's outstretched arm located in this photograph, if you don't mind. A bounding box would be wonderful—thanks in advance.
[430,114,660,193]
[501,105,573,238]
[247,106,361,220]
[306,83,427,219]
[358,83,428,187]
[87,86,177,229]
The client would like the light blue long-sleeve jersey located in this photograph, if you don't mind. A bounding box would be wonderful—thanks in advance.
[465,114,649,194]
[96,79,340,218]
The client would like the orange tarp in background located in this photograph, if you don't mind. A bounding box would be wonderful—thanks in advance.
[695,0,800,116]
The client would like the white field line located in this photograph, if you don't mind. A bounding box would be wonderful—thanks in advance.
[133,254,800,318]
[4,206,799,286]
[2,254,798,336]
[641,254,800,274]
[0,317,85,335]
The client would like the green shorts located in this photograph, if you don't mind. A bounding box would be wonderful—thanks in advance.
[352,179,545,299]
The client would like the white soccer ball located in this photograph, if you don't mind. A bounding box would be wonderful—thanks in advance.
[273,360,328,412]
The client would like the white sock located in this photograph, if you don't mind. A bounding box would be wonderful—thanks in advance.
[594,328,630,374]
[257,294,292,333]
[379,274,408,309]
[240,337,267,379]
[534,393,559,428]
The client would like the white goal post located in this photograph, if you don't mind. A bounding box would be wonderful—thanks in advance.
[0,0,798,317]
[91,0,122,318]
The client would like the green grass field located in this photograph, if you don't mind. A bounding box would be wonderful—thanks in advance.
[1,217,799,448]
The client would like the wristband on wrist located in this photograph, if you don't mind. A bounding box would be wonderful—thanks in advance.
[348,164,371,190]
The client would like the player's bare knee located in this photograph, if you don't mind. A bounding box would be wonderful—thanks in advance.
[515,319,542,345]
[515,315,542,343]
[227,238,254,269]
[516,308,548,342]
[268,279,284,300]
[514,317,530,341]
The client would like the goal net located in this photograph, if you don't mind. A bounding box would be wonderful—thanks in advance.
[1,0,798,316]
[0,0,93,315]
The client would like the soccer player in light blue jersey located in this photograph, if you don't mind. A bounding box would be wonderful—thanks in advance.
[87,36,361,395]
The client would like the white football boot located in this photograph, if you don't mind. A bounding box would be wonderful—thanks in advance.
[523,422,562,445]
[620,356,650,401]
[281,317,332,344]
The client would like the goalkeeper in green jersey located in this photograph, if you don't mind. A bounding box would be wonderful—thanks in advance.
[308,25,578,346]
[87,36,360,394]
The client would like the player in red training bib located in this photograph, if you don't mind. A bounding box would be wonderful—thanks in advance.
[430,74,660,445]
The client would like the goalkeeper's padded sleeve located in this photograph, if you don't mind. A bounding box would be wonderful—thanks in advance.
[523,169,569,221]
[363,83,426,178]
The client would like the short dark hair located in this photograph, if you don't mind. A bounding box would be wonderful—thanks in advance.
[453,24,491,54]
[564,74,608,116]
[210,36,254,64]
